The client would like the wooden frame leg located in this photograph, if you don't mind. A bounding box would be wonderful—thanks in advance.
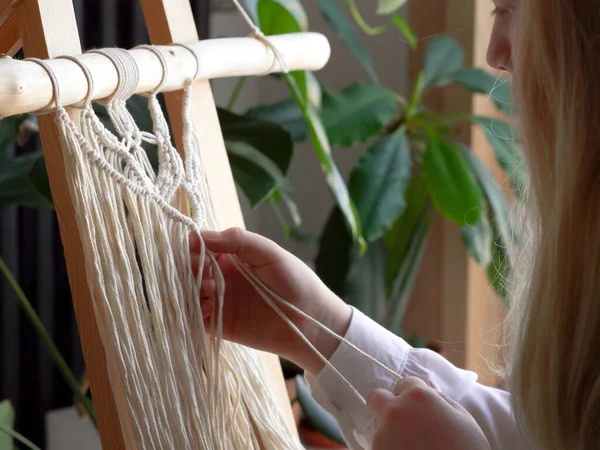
[17,0,126,448]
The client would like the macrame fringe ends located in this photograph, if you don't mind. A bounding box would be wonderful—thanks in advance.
[27,49,302,449]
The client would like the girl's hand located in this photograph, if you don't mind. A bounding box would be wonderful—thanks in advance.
[192,227,352,374]
[367,377,491,450]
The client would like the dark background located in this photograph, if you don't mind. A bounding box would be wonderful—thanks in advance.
[0,0,209,445]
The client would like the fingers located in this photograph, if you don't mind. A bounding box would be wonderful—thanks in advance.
[367,377,446,419]
[200,301,214,319]
[190,231,201,254]
[200,279,216,298]
[393,377,459,412]
[200,227,284,267]
[437,392,466,413]
[393,376,430,396]
[191,251,212,278]
[426,379,442,394]
[366,388,396,419]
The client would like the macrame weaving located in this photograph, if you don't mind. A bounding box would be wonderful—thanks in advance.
[9,2,406,448]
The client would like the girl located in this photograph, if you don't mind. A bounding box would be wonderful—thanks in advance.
[194,0,600,448]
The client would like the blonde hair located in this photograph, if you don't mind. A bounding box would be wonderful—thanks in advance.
[506,0,600,448]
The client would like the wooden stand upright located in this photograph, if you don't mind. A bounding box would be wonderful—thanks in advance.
[406,0,509,387]
[3,0,298,447]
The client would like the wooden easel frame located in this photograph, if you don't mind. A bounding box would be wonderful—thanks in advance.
[6,0,299,447]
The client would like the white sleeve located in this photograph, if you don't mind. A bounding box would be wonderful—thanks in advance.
[306,307,530,450]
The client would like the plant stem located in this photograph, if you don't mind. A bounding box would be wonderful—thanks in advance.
[0,257,97,427]
[227,76,247,110]
[345,0,389,35]
[0,424,42,450]
[270,197,291,237]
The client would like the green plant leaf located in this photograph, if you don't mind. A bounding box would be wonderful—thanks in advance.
[294,375,346,446]
[226,141,285,208]
[228,153,275,208]
[0,152,47,209]
[285,75,365,249]
[248,82,400,148]
[344,238,388,322]
[0,399,15,450]
[0,116,49,209]
[305,71,322,109]
[452,68,512,115]
[289,228,318,245]
[391,14,417,50]
[460,144,515,303]
[27,157,53,206]
[487,229,510,301]
[422,34,464,89]
[346,0,388,35]
[246,0,308,31]
[349,130,412,241]
[473,116,525,194]
[422,135,483,227]
[459,144,514,250]
[271,188,302,229]
[318,0,379,83]
[387,202,431,334]
[246,99,308,142]
[407,71,425,118]
[384,176,428,296]
[218,108,293,174]
[461,213,493,268]
[405,332,428,348]
[315,206,353,297]
[377,0,408,15]
[254,0,363,247]
[320,83,400,148]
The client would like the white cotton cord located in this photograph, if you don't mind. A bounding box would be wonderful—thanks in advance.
[132,44,185,201]
[224,254,368,403]
[170,42,201,83]
[231,0,289,74]
[177,59,305,448]
[24,56,239,449]
[56,55,95,109]
[133,45,169,94]
[88,48,157,183]
[229,253,405,384]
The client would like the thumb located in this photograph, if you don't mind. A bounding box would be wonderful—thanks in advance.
[197,227,284,267]
[366,388,396,419]
[437,391,469,413]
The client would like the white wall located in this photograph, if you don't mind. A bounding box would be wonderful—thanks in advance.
[209,3,409,263]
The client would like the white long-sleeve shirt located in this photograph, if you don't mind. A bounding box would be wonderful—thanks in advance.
[307,307,531,449]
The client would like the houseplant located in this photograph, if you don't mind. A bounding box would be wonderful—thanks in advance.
[238,1,519,446]
[241,0,519,342]
[0,0,519,447]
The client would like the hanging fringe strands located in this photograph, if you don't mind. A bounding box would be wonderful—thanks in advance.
[22,45,305,449]
[0,32,330,117]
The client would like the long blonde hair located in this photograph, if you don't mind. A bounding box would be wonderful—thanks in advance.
[507,0,600,448]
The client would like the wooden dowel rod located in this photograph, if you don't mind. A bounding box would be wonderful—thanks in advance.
[0,32,330,118]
